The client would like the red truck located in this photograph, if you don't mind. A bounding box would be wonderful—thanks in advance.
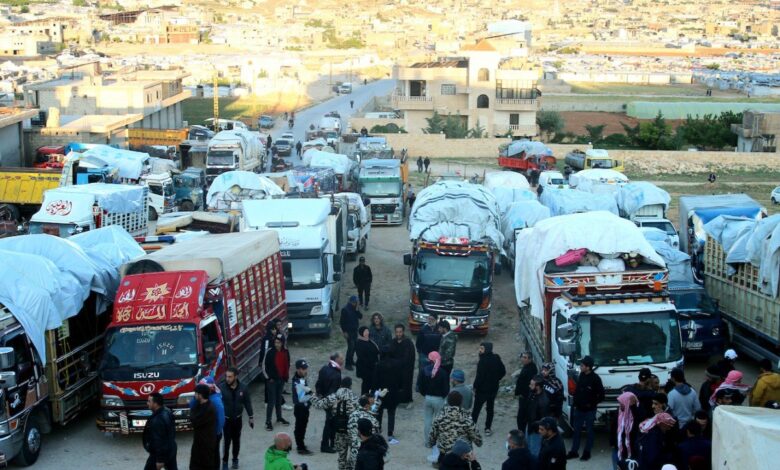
[96,231,286,434]
[497,141,556,175]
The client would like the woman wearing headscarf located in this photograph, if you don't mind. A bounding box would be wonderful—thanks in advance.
[612,392,640,469]
[638,412,677,470]
[419,351,450,450]
[709,370,750,407]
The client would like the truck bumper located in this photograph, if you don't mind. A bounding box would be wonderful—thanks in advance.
[0,428,24,466]
[408,308,490,335]
[288,316,332,336]
[371,212,403,225]
[97,407,192,434]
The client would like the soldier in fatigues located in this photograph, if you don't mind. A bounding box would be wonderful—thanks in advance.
[346,393,385,469]
[311,377,359,470]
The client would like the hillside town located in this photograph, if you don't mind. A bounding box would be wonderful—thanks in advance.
[0,1,779,470]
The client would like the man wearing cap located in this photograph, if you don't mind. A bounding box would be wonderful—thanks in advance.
[539,363,564,419]
[450,370,473,411]
[353,256,373,309]
[340,297,362,371]
[623,367,656,421]
[439,438,482,470]
[190,384,218,470]
[291,359,314,455]
[538,417,566,470]
[566,355,604,462]
[219,367,254,470]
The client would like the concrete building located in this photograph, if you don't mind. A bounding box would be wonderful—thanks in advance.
[392,40,540,137]
[0,107,39,166]
[0,18,67,57]
[732,110,780,153]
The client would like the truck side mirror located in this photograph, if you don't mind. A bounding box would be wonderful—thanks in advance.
[0,371,17,388]
[403,253,412,266]
[556,322,575,341]
[0,348,15,370]
[557,341,576,356]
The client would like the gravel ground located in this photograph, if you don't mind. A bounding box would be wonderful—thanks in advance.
[33,223,759,470]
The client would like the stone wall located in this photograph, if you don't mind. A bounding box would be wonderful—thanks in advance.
[348,117,406,132]
[377,133,511,158]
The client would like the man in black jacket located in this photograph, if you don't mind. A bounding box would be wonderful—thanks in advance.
[291,359,314,455]
[354,418,388,470]
[538,417,566,470]
[389,324,416,406]
[353,257,373,308]
[340,296,362,370]
[514,351,538,432]
[566,355,604,462]
[143,392,177,470]
[219,367,254,470]
[316,352,344,453]
[502,429,536,470]
[471,342,506,436]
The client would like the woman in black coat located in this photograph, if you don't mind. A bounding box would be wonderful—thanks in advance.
[374,357,402,442]
[355,326,380,395]
[190,386,218,470]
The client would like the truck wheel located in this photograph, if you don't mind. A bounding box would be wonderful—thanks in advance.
[15,416,42,466]
[180,200,195,212]
[0,203,20,222]
[149,207,158,221]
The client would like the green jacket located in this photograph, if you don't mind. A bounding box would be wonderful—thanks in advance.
[264,446,294,470]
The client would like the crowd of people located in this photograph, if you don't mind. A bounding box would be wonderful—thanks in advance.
[141,280,780,470]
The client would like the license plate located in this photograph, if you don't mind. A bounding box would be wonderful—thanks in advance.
[132,419,147,427]
[443,317,458,327]
[684,341,703,349]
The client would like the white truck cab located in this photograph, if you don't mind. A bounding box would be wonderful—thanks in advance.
[333,192,370,258]
[142,173,177,221]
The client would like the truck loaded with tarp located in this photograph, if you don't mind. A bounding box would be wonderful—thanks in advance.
[514,211,681,425]
[568,168,629,194]
[483,171,534,215]
[497,140,556,174]
[539,187,619,216]
[0,227,143,465]
[304,150,356,192]
[206,170,284,211]
[616,182,678,249]
[501,200,550,273]
[703,214,780,363]
[405,181,503,335]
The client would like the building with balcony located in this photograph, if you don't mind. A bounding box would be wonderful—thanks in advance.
[732,110,780,153]
[392,40,540,137]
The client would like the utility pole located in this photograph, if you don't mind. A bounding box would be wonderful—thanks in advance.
[329,61,333,91]
[213,73,219,127]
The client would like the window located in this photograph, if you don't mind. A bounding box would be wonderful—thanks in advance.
[441,84,456,95]
[477,94,489,108]
[496,80,539,99]
[477,68,489,81]
[510,113,519,125]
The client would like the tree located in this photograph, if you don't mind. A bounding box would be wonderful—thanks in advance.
[706,63,720,70]
[443,114,468,139]
[677,111,742,149]
[584,124,606,143]
[536,110,564,141]
[467,120,486,139]
[423,111,445,135]
[622,112,679,150]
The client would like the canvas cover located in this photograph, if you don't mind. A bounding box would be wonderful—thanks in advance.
[32,183,144,225]
[0,228,143,361]
[539,188,619,216]
[409,181,503,249]
[79,145,150,180]
[505,140,552,157]
[643,230,694,283]
[616,182,671,217]
[678,194,763,254]
[514,211,666,319]
[502,200,551,246]
[306,150,353,174]
[569,169,629,193]
[713,406,780,470]
[206,170,284,210]
[492,188,537,216]
[336,192,369,224]
[483,171,530,191]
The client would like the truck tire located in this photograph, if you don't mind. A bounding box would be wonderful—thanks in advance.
[14,416,42,466]
[0,203,19,222]
[180,200,195,212]
[149,207,158,221]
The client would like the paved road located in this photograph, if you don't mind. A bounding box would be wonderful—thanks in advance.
[265,78,396,170]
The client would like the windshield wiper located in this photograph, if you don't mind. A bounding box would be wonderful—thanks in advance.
[430,280,464,287]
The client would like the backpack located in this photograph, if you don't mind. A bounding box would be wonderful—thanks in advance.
[334,399,349,433]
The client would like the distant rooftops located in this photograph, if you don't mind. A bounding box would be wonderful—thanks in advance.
[461,39,497,52]
[409,59,468,68]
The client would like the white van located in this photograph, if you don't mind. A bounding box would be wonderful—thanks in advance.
[538,170,567,188]
[338,82,353,94]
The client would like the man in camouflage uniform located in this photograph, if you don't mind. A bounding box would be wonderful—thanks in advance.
[428,391,482,460]
[311,377,359,470]
[346,393,385,469]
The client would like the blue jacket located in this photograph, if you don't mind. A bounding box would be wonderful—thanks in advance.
[190,393,225,436]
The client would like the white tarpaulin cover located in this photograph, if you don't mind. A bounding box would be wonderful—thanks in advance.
[505,140,552,157]
[643,231,694,283]
[616,182,671,217]
[514,211,666,318]
[0,228,143,361]
[713,406,780,470]
[409,181,503,249]
[33,183,144,225]
[569,169,629,194]
[79,145,150,180]
[307,151,353,174]
[206,171,284,210]
[337,192,369,224]
[539,188,619,216]
[492,188,537,216]
[502,201,551,246]
[483,171,530,191]
[677,194,763,254]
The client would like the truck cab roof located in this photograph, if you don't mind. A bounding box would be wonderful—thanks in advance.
[242,198,331,228]
[113,270,209,325]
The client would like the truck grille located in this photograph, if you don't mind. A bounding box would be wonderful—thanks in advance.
[372,204,396,214]
[423,299,477,314]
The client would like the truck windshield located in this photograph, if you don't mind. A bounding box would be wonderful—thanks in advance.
[640,221,677,236]
[100,324,198,377]
[207,151,236,167]
[361,181,401,197]
[414,252,490,288]
[671,291,717,314]
[578,311,682,366]
[282,258,325,289]
[590,159,614,168]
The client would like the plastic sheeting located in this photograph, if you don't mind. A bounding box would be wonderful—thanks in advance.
[678,194,763,254]
[712,406,780,470]
[337,192,369,224]
[34,183,145,222]
[409,181,503,249]
[483,171,530,191]
[643,230,694,283]
[569,169,629,194]
[502,201,551,246]
[492,188,537,215]
[79,145,150,180]
[306,150,353,174]
[504,140,552,157]
[514,211,666,319]
[206,171,284,210]
[616,182,671,218]
[539,188,619,216]
[0,227,143,361]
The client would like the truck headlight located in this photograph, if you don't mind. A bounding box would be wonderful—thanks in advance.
[470,316,488,326]
[177,392,195,406]
[712,327,720,336]
[310,305,324,316]
[411,312,427,322]
[101,395,124,408]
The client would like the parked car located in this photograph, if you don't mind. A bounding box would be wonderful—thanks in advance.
[281,132,295,141]
[258,115,275,129]
[771,185,780,204]
[273,139,292,156]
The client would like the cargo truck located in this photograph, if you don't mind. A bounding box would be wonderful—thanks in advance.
[703,216,780,364]
[0,168,62,223]
[358,159,405,225]
[242,198,344,335]
[205,130,265,184]
[0,227,143,465]
[97,231,286,434]
[616,182,679,249]
[564,148,624,172]
[404,181,503,335]
[336,192,370,258]
[515,211,682,426]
